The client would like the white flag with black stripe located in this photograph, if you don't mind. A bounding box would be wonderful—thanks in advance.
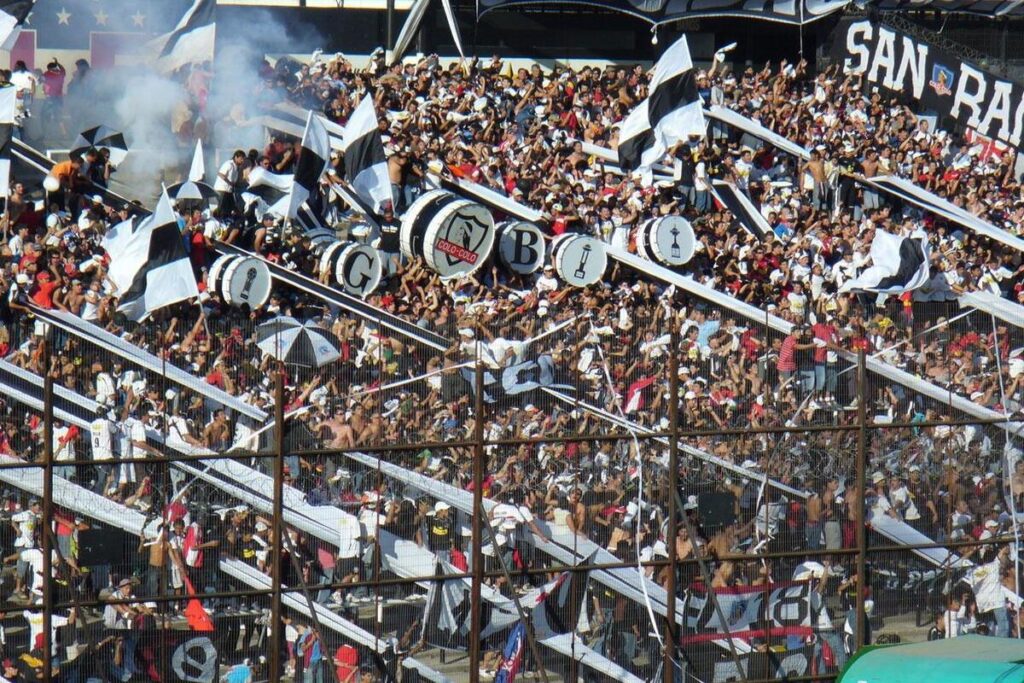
[0,1,33,51]
[286,110,330,220]
[115,190,199,321]
[617,104,664,179]
[151,0,215,74]
[0,84,16,200]
[618,35,705,177]
[343,96,392,212]
[839,229,931,294]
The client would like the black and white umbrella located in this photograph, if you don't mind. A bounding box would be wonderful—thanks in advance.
[166,179,218,203]
[256,316,341,367]
[71,125,128,166]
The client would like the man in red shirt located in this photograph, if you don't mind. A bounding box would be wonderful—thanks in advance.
[30,270,62,309]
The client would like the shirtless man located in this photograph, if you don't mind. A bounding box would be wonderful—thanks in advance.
[55,279,87,315]
[802,148,828,211]
[566,488,588,537]
[203,409,231,450]
[861,148,881,210]
[321,406,356,450]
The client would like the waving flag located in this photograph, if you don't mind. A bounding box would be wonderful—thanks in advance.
[114,190,199,321]
[0,1,33,51]
[342,96,391,212]
[286,110,330,220]
[494,623,526,683]
[839,229,931,294]
[617,35,705,179]
[152,0,215,73]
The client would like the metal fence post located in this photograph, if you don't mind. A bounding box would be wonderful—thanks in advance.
[663,325,680,683]
[855,349,868,652]
[469,359,485,683]
[42,337,53,683]
[269,368,286,680]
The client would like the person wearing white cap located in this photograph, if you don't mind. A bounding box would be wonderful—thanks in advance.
[427,501,454,561]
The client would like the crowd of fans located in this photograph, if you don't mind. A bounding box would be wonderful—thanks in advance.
[0,41,1020,681]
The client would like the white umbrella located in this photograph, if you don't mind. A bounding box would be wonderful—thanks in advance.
[256,316,341,368]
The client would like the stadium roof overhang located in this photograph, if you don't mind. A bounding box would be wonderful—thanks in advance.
[476,0,1024,26]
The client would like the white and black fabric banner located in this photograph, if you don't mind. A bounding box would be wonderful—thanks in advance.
[839,229,931,294]
[681,581,817,644]
[832,18,1024,152]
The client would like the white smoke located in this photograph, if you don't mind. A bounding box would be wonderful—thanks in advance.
[29,4,323,202]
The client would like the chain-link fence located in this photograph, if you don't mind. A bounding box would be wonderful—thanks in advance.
[0,304,1018,683]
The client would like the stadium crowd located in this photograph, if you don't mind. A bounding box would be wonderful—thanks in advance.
[0,44,1020,681]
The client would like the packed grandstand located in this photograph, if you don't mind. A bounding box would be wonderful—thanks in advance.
[0,1,1022,682]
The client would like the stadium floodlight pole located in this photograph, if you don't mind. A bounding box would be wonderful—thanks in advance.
[42,336,53,683]
[469,357,485,683]
[269,367,286,681]
[855,349,868,652]
[663,325,679,683]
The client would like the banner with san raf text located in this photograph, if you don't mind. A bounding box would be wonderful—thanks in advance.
[831,18,1024,152]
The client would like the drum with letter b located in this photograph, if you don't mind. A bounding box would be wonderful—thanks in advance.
[496,220,545,275]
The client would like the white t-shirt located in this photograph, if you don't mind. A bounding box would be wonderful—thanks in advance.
[535,273,559,293]
[118,416,147,459]
[971,558,1005,613]
[337,515,361,559]
[24,605,66,651]
[53,425,76,462]
[95,372,116,406]
[890,485,920,521]
[213,160,240,193]
[12,511,36,548]
[90,417,115,461]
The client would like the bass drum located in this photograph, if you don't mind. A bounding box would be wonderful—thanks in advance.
[334,243,382,298]
[221,256,272,309]
[636,215,695,267]
[552,233,607,287]
[401,189,495,281]
[319,241,346,279]
[207,254,238,300]
[496,220,545,274]
[400,189,452,261]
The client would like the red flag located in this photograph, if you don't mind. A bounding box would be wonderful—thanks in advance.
[182,576,214,631]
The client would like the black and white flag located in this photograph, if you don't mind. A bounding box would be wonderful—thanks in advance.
[286,110,330,220]
[419,561,520,650]
[113,190,199,321]
[343,96,392,212]
[0,85,16,200]
[152,0,215,74]
[531,562,591,639]
[711,180,773,241]
[839,229,931,294]
[0,1,33,51]
[618,35,705,178]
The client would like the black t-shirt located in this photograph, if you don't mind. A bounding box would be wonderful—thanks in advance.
[379,218,401,253]
[427,513,454,552]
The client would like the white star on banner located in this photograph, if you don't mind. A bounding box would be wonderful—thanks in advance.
[131,11,145,27]
[56,8,71,25]
[94,8,108,26]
